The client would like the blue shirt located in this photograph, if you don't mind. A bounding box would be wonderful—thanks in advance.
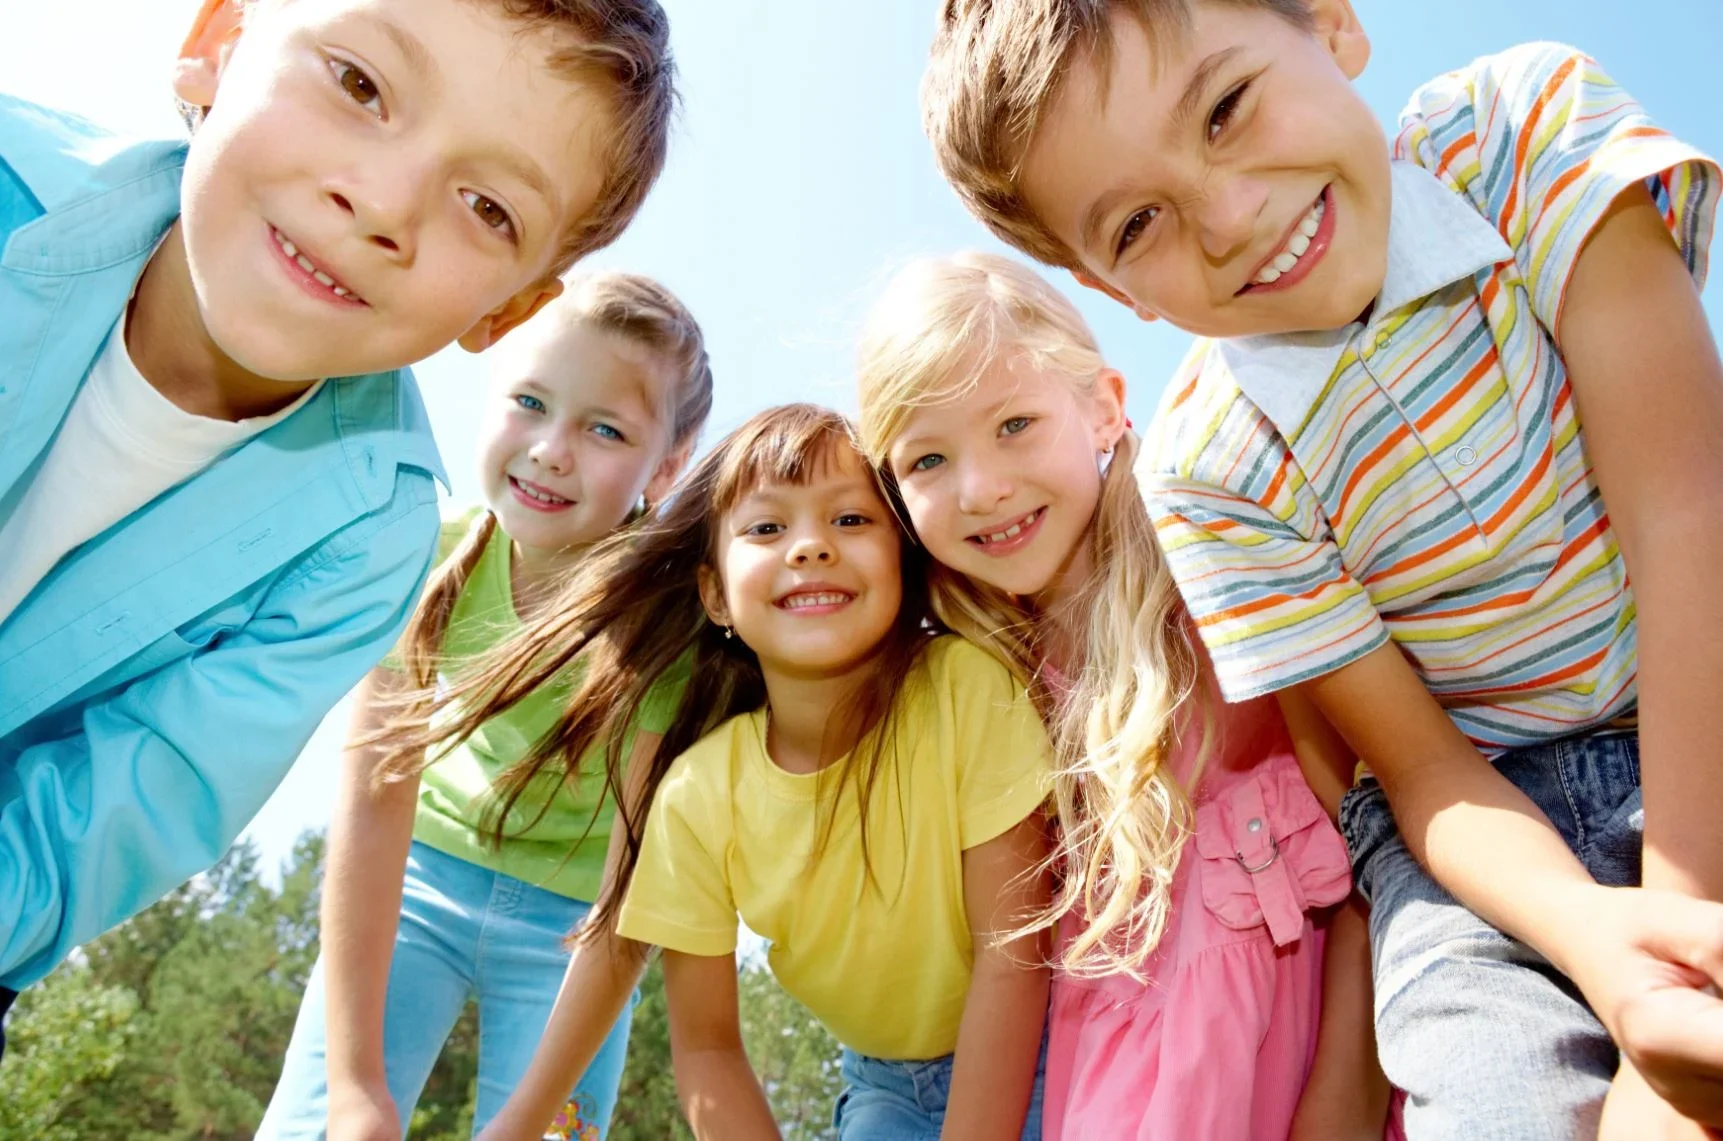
[0,95,447,988]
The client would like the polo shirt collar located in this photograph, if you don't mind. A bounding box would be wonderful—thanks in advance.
[1218,160,1514,437]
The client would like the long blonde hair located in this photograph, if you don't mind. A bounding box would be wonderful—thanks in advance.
[855,251,1201,976]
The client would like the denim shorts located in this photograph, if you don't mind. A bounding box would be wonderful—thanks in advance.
[257,841,636,1140]
[1340,730,1641,1141]
[832,1025,1048,1140]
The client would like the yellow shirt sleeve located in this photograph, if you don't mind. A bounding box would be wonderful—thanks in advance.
[936,639,1053,850]
[615,733,741,956]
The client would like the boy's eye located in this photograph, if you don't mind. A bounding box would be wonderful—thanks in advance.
[910,454,945,473]
[1117,207,1159,257]
[513,394,545,413]
[462,191,518,243]
[331,61,383,113]
[591,423,625,443]
[1208,80,1251,141]
[1000,416,1032,437]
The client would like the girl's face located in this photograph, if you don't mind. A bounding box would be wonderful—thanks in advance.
[478,320,686,555]
[886,356,1126,602]
[701,445,904,681]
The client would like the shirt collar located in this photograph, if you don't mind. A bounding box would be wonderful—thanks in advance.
[1218,160,1514,437]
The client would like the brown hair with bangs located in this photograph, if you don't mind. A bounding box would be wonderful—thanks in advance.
[480,0,682,272]
[922,0,1311,269]
[377,403,938,939]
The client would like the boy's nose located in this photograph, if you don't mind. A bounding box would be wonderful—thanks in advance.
[1194,176,1268,262]
[326,173,420,263]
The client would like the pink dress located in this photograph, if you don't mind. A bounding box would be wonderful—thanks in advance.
[1040,693,1354,1141]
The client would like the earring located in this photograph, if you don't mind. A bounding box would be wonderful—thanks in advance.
[723,625,734,640]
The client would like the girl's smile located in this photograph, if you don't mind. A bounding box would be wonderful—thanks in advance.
[507,474,575,512]
[967,506,1048,556]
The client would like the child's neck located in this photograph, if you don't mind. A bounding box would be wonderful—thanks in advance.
[1028,533,1096,669]
[508,537,591,622]
[759,652,882,776]
[126,222,319,422]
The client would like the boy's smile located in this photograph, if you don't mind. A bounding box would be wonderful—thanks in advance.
[1018,0,1391,338]
[168,0,613,388]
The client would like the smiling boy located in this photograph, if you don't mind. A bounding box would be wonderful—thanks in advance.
[924,1,1723,1136]
[0,0,677,1033]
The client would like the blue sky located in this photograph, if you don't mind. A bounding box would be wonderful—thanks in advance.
[5,0,1720,873]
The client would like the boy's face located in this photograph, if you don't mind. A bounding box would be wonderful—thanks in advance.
[173,0,612,381]
[1018,0,1391,338]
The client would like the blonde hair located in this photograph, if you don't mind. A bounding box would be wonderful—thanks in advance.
[398,269,713,697]
[922,0,1312,269]
[855,251,1202,976]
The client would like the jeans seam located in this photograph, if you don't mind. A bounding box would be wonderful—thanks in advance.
[1552,736,1589,852]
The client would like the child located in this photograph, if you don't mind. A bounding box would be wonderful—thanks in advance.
[923,2,1723,1136]
[0,0,679,1036]
[855,250,1386,1140]
[397,404,1055,1140]
[256,273,710,1139]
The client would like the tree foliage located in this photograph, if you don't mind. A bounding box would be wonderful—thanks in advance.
[0,834,844,1139]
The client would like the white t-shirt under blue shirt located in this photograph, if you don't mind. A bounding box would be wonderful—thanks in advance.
[0,319,322,623]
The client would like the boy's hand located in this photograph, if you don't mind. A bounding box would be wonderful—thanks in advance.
[1601,1061,1722,1141]
[328,1079,401,1141]
[1565,887,1723,1125]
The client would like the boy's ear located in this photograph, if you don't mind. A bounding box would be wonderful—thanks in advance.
[1308,0,1370,80]
[1071,269,1158,323]
[644,436,697,507]
[173,0,246,110]
[459,278,566,354]
[695,564,730,629]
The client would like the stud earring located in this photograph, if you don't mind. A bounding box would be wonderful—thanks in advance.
[723,625,734,640]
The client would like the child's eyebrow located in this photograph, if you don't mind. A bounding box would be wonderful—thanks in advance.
[374,15,435,83]
[1172,46,1244,132]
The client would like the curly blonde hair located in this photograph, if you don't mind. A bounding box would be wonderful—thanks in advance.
[856,251,1203,976]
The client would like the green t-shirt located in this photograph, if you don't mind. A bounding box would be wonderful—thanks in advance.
[406,511,686,901]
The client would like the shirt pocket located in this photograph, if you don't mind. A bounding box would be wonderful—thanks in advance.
[1192,753,1352,947]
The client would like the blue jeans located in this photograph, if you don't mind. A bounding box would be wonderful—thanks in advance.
[258,842,635,1139]
[833,1026,1048,1140]
[1341,730,1642,1141]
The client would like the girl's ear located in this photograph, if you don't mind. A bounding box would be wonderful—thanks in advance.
[1090,367,1130,450]
[643,436,696,507]
[696,564,730,629]
[173,0,245,110]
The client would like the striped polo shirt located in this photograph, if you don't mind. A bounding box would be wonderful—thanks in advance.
[1140,42,1717,753]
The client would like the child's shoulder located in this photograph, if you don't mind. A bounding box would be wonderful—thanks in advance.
[1140,338,1284,493]
[1395,42,1597,167]
[917,634,1027,713]
[0,93,185,217]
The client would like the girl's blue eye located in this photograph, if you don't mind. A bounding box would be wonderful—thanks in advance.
[1001,416,1032,436]
[910,454,945,473]
[591,423,624,443]
[513,394,545,413]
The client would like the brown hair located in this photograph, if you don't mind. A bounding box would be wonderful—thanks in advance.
[479,0,683,272]
[922,0,1312,269]
[397,269,713,696]
[379,404,940,938]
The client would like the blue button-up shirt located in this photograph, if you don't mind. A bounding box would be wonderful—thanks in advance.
[0,95,446,988]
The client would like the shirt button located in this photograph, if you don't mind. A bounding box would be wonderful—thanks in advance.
[1247,817,1264,833]
[1456,445,1478,467]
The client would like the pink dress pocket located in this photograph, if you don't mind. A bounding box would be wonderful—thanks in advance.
[1193,751,1353,946]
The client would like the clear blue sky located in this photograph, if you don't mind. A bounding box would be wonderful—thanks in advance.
[4,0,1720,873]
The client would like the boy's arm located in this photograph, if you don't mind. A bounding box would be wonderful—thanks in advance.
[321,667,421,1141]
[1555,181,1723,1125]
[0,496,438,990]
[660,949,780,1141]
[479,732,664,1141]
[944,815,1052,1141]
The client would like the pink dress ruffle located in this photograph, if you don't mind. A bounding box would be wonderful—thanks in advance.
[1041,693,1358,1141]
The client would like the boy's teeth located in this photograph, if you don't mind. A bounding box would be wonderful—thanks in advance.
[1253,195,1326,286]
[313,270,335,287]
[280,237,299,258]
[333,286,350,297]
[296,254,317,273]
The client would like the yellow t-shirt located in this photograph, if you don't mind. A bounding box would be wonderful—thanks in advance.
[616,636,1052,1060]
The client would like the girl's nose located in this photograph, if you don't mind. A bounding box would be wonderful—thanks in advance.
[788,535,835,565]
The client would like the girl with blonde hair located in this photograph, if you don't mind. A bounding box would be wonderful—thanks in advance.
[260,271,712,1141]
[855,251,1393,1139]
